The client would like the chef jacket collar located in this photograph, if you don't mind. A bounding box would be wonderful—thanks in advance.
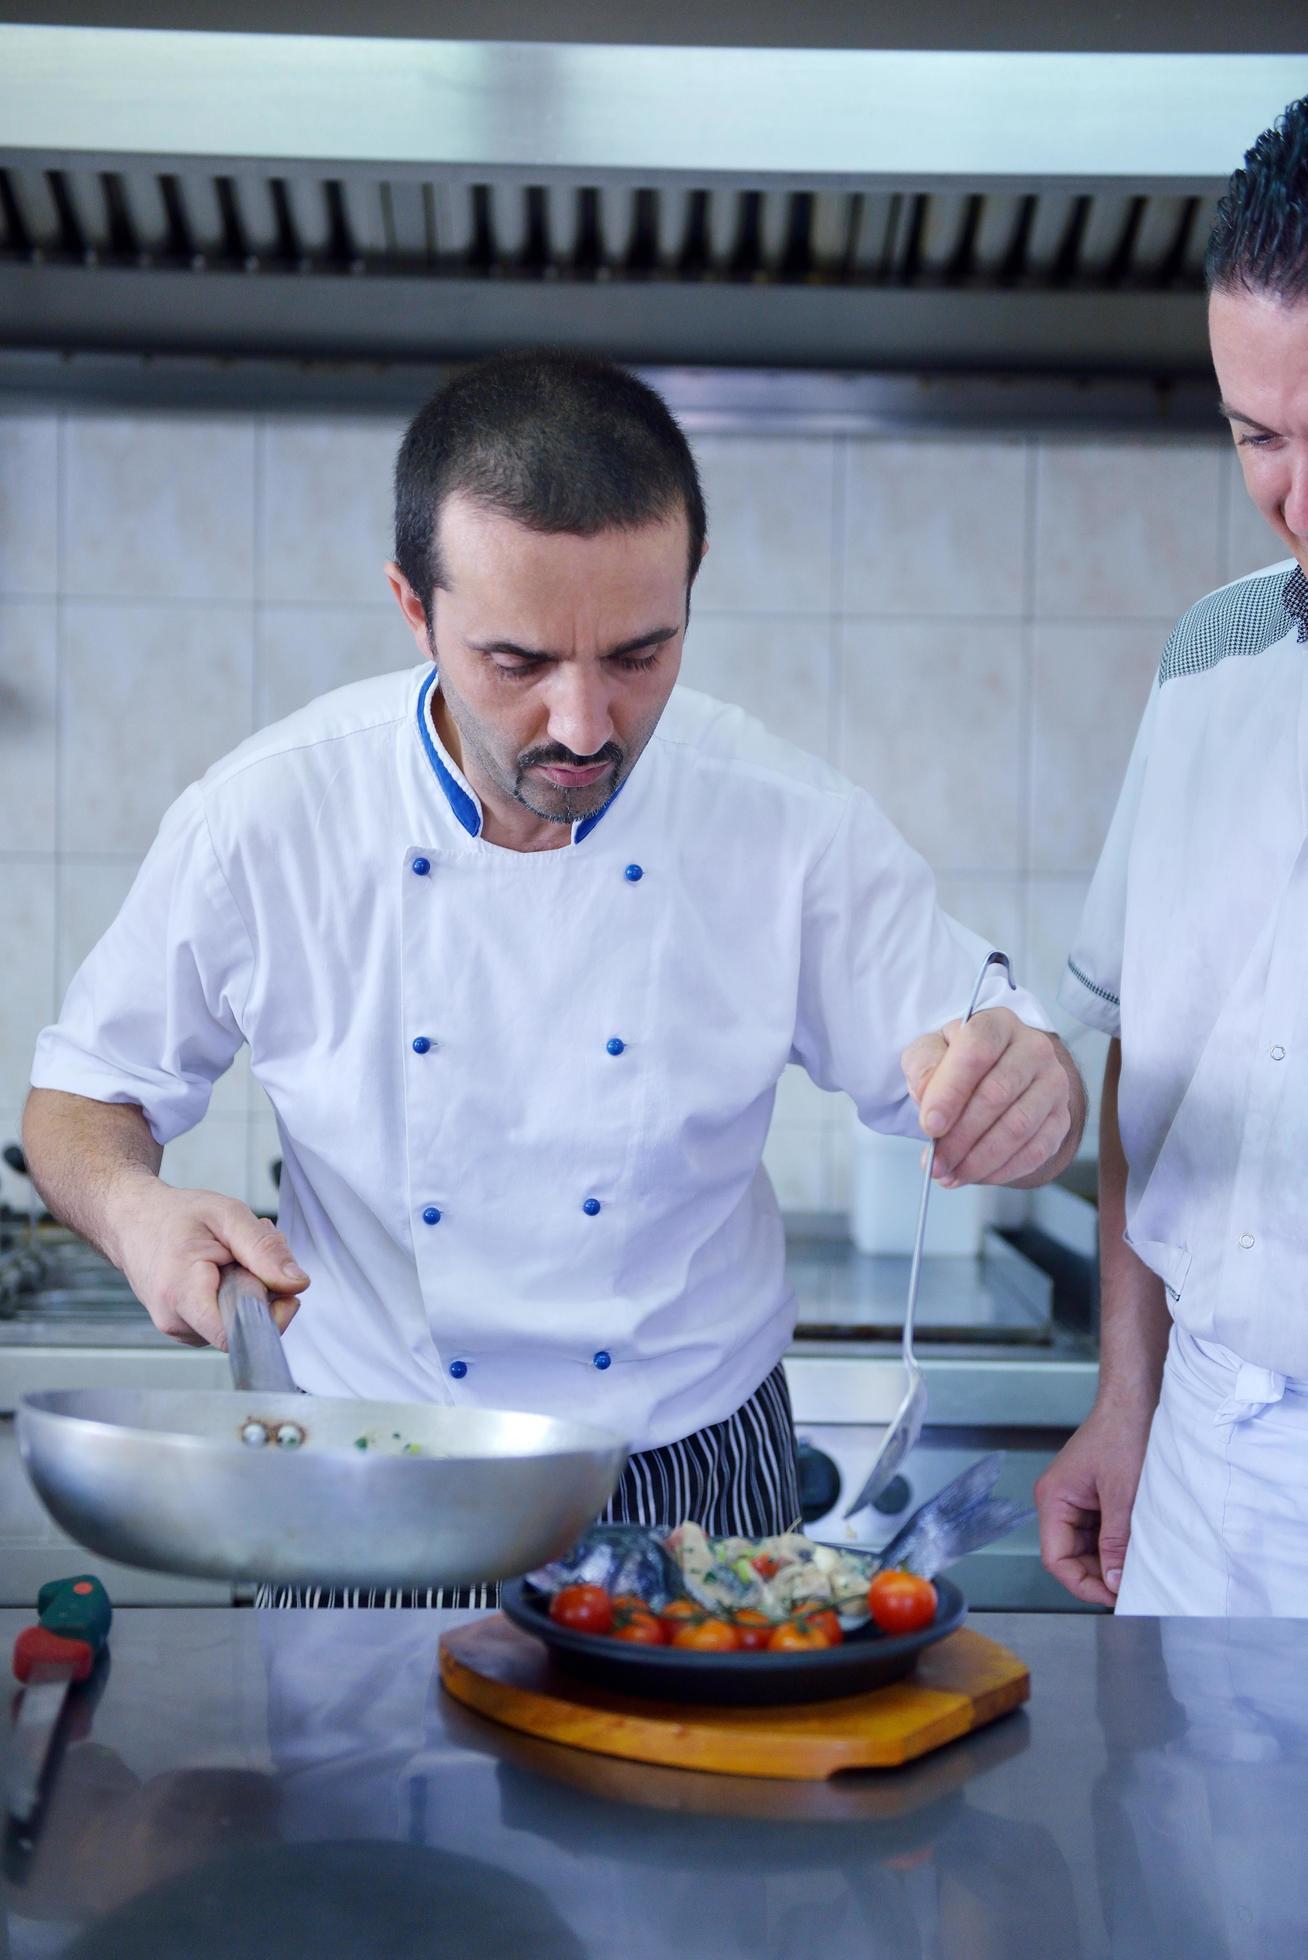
[415,666,621,845]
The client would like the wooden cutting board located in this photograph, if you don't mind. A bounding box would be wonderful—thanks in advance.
[438,1616,1029,1781]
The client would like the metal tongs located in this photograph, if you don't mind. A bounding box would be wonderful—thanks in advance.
[844,948,1017,1517]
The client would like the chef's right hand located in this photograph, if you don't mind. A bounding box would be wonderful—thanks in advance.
[113,1180,309,1350]
[1034,1395,1151,1609]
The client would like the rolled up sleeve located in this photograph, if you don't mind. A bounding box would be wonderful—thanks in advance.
[30,785,253,1144]
[792,790,1054,1138]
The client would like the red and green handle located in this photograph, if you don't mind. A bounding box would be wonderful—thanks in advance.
[13,1575,112,1684]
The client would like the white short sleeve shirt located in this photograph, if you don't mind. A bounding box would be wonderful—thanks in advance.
[1061,560,1308,1375]
[33,666,1051,1448]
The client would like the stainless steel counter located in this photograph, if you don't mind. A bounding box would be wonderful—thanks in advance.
[1,1606,1299,1958]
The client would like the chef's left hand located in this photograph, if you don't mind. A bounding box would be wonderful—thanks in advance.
[901,1010,1083,1188]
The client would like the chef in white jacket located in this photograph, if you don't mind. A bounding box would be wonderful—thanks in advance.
[1038,95,1308,1615]
[24,351,1082,1602]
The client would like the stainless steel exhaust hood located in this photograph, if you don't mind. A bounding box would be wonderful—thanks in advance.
[1,27,1306,408]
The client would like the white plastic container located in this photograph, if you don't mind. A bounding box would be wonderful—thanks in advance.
[848,1119,991,1257]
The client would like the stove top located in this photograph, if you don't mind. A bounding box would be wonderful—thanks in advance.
[0,1216,1056,1353]
[0,1222,164,1340]
[788,1228,1054,1345]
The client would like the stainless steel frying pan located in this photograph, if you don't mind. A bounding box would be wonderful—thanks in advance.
[16,1266,629,1590]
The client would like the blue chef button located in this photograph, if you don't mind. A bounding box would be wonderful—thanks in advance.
[606,1038,625,1056]
[411,857,431,876]
[582,1197,602,1217]
[593,1350,612,1370]
[412,1036,432,1054]
[422,1206,442,1225]
[449,1359,468,1380]
[624,864,643,882]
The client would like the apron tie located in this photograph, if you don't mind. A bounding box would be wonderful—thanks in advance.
[1213,1360,1288,1427]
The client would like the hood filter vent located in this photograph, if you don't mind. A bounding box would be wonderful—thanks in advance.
[1,166,1219,293]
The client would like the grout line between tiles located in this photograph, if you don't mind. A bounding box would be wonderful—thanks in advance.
[700,606,1184,627]
[252,409,263,733]
[1,850,149,866]
[27,593,1190,628]
[51,409,67,1021]
[1017,436,1039,971]
[829,434,847,773]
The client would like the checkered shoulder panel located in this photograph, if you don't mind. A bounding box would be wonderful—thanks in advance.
[1158,569,1298,687]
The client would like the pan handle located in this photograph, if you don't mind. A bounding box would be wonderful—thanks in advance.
[217,1265,300,1395]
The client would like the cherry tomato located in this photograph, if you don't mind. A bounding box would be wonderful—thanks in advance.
[671,1617,742,1652]
[867,1569,937,1635]
[549,1584,613,1636]
[612,1609,667,1645]
[659,1598,704,1636]
[795,1607,843,1646]
[751,1555,782,1579]
[767,1620,833,1652]
[732,1608,774,1652]
[610,1594,651,1617]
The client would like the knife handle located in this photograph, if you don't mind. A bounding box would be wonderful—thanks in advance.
[13,1576,112,1683]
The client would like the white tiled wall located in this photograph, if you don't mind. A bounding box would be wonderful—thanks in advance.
[0,406,1279,1219]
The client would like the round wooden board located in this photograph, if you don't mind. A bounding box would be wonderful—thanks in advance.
[439,1615,1029,1782]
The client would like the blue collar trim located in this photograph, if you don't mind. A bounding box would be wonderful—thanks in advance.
[415,666,624,844]
[416,668,481,837]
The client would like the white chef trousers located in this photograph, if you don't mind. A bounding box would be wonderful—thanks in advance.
[1117,1324,1308,1616]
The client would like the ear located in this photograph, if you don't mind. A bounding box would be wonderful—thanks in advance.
[385,560,433,657]
[685,537,709,626]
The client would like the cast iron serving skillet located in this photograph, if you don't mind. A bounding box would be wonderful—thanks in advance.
[501,1576,967,1706]
[17,1266,628,1590]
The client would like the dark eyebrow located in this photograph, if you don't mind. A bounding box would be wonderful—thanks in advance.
[468,626,680,661]
[1218,401,1278,434]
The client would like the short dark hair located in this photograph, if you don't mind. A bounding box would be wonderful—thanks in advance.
[1206,95,1308,300]
[393,350,707,622]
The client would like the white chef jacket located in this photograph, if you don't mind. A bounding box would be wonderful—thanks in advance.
[32,663,1049,1449]
[1060,558,1308,1379]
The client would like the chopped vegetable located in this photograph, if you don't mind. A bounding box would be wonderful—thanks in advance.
[665,1521,877,1630]
[350,1431,427,1456]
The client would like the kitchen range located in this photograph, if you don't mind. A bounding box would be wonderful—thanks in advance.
[0,1212,229,1605]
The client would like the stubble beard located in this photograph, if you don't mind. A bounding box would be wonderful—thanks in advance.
[509,759,619,825]
[433,661,623,825]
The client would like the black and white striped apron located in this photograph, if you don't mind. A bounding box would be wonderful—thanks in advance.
[255,1359,800,1609]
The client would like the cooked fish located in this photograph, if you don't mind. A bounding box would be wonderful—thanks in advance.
[528,1522,685,1608]
[873,1452,1034,1579]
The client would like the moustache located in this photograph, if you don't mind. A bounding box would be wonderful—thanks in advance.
[519,743,624,770]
